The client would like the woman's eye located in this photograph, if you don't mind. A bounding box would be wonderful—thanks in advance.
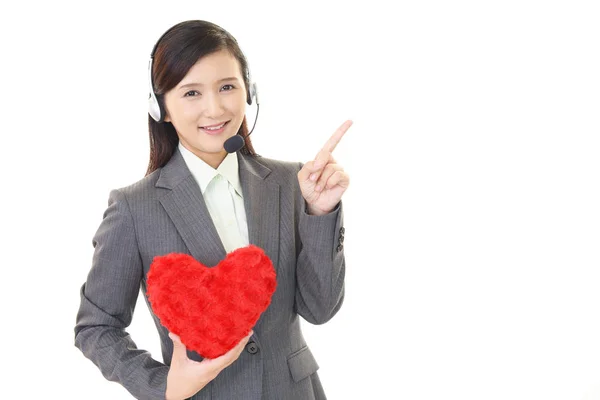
[221,84,235,91]
[184,90,200,97]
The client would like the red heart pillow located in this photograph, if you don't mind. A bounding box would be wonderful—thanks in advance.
[146,245,277,359]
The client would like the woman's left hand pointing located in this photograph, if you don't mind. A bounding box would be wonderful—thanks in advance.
[298,120,353,216]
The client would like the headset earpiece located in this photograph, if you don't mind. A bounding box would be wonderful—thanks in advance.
[247,81,259,106]
[148,57,165,123]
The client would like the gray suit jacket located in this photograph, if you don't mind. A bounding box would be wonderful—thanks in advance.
[74,149,346,400]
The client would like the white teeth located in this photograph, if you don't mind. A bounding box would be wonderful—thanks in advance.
[203,122,226,130]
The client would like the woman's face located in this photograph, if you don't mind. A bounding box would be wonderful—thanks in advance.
[164,49,247,168]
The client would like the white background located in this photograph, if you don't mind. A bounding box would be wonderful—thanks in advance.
[1,0,600,399]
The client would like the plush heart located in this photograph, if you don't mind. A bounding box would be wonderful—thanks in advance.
[146,245,277,359]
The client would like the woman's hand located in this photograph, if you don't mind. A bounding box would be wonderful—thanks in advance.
[165,331,253,400]
[298,120,352,216]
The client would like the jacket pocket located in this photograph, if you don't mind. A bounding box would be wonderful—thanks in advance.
[287,345,320,382]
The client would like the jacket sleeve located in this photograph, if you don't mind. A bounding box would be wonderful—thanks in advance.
[294,164,346,325]
[74,189,169,400]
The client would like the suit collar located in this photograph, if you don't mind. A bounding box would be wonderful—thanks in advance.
[155,148,272,189]
[177,143,243,196]
[238,154,280,271]
[155,148,191,190]
[237,152,272,181]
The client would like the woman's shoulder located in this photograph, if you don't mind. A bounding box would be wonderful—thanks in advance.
[110,169,162,202]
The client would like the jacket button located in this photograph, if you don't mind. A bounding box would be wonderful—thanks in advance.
[337,244,344,252]
[339,227,345,235]
[246,341,259,354]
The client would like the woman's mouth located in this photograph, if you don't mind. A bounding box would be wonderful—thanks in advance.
[200,121,230,135]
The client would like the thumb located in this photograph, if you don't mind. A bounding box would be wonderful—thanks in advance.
[169,332,188,361]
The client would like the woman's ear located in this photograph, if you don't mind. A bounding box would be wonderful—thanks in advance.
[159,94,170,122]
[163,103,171,122]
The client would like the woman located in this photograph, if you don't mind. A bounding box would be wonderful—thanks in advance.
[74,19,351,400]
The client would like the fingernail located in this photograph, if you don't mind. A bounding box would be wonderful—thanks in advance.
[310,173,317,181]
[315,185,322,192]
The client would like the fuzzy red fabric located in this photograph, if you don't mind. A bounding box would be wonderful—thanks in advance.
[146,245,277,359]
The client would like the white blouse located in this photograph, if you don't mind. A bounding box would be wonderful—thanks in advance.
[178,142,249,253]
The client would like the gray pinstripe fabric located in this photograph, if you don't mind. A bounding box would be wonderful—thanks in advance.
[74,148,345,400]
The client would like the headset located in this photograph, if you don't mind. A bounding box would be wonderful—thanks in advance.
[147,22,260,153]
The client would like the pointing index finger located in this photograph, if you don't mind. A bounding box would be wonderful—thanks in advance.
[321,119,353,154]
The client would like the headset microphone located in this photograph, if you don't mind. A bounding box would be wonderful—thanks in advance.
[223,135,245,153]
[224,83,260,153]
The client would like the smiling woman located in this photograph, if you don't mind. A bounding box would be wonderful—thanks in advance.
[74,19,352,400]
[162,50,248,168]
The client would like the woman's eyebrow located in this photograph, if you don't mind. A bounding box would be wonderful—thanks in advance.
[178,77,240,89]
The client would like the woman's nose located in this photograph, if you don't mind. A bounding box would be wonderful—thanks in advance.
[204,93,225,117]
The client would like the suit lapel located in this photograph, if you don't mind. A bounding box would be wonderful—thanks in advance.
[155,149,281,270]
[238,153,280,272]
[156,149,226,267]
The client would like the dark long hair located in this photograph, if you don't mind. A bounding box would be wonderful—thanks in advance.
[145,20,257,176]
